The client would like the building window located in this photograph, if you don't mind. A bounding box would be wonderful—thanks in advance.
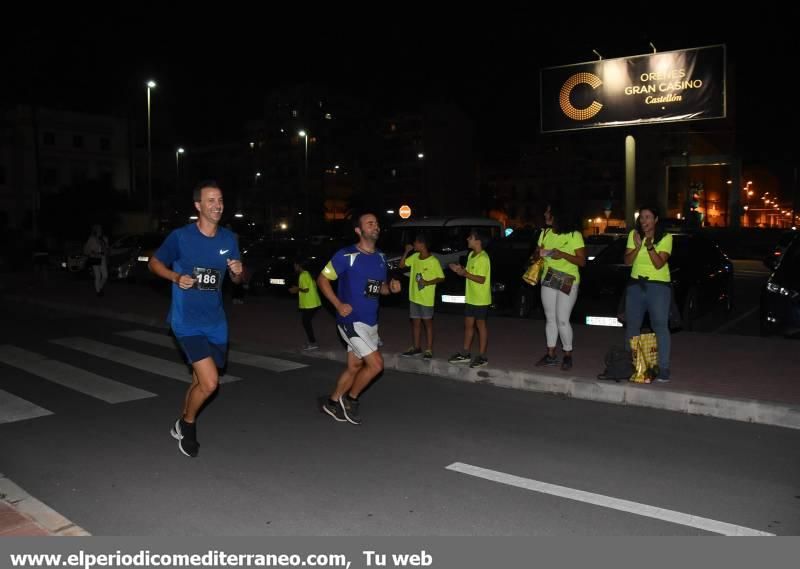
[100,137,111,151]
[43,132,55,146]
[73,135,84,149]
[71,166,88,184]
[324,113,332,120]
[390,123,397,132]
[391,169,397,177]
[43,167,58,187]
[292,110,298,118]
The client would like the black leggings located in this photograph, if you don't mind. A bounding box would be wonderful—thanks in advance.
[301,308,319,343]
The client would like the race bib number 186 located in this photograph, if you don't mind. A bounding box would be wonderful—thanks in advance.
[193,267,221,291]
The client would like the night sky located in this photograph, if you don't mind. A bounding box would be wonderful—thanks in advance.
[3,7,796,167]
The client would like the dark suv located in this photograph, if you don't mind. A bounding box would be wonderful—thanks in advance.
[761,234,800,337]
[575,231,734,330]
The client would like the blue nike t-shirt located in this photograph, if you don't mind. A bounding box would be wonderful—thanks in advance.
[153,223,240,338]
[321,245,387,326]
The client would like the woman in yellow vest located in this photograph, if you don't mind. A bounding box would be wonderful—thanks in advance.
[534,203,586,371]
[624,205,673,382]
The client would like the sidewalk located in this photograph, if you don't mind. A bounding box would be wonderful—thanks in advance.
[0,474,90,536]
[3,270,799,431]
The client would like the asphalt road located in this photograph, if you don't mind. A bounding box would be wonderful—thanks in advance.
[1,304,797,535]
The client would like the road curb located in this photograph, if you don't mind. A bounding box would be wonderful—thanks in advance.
[293,349,800,431]
[0,474,91,536]
[9,294,800,431]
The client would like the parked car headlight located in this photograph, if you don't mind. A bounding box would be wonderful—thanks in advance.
[766,281,799,299]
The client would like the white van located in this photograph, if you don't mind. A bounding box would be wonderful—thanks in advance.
[385,217,504,270]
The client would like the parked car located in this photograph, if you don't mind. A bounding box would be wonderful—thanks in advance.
[764,230,799,271]
[108,233,170,282]
[760,234,800,337]
[585,233,627,261]
[575,231,734,331]
[385,217,504,270]
[242,237,347,295]
[432,227,541,317]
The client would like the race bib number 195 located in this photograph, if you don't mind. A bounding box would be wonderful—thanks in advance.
[193,267,221,291]
[364,279,382,299]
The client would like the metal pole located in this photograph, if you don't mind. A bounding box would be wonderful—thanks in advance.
[147,86,152,216]
[304,135,309,236]
[625,135,636,228]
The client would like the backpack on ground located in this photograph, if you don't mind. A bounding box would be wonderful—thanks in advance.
[598,345,633,381]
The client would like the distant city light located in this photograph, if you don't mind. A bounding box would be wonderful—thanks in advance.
[234,213,244,218]
[189,215,198,220]
[386,210,395,214]
[280,223,288,230]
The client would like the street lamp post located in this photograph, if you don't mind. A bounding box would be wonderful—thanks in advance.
[175,147,184,190]
[299,130,309,235]
[418,152,427,214]
[146,80,156,217]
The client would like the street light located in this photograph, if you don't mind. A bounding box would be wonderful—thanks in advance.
[175,147,184,173]
[255,171,261,185]
[299,130,309,234]
[146,80,156,216]
[175,147,184,197]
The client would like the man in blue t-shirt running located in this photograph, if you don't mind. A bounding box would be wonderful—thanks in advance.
[317,212,401,424]
[148,180,243,457]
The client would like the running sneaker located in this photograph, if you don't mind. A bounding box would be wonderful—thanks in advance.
[535,354,559,367]
[170,418,199,458]
[469,355,488,368]
[448,352,471,364]
[423,350,433,360]
[321,399,346,422]
[339,396,361,425]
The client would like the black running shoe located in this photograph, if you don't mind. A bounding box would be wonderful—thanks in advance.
[170,418,199,458]
[535,354,559,367]
[469,355,489,368]
[339,396,361,425]
[448,352,471,364]
[321,399,346,422]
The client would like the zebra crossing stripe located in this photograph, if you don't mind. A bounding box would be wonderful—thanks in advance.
[0,389,53,424]
[49,337,241,384]
[115,330,307,372]
[0,345,156,404]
